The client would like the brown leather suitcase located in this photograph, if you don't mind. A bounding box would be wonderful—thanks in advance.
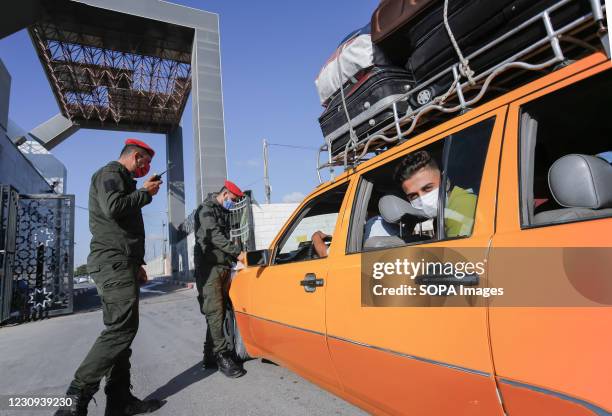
[371,0,437,44]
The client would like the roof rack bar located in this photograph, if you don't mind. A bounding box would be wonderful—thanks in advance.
[316,144,327,184]
[392,102,403,139]
[590,0,605,22]
[344,56,562,168]
[453,66,468,110]
[544,11,566,60]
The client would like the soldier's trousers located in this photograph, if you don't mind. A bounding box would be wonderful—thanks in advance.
[195,263,230,355]
[70,262,140,392]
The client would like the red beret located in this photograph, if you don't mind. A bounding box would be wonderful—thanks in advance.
[224,180,243,198]
[125,138,155,157]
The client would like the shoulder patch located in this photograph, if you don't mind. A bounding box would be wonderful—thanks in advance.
[103,179,119,192]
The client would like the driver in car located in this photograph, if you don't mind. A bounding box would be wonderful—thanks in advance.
[311,231,331,258]
[394,150,477,237]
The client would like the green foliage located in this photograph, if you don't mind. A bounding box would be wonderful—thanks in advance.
[74,264,88,277]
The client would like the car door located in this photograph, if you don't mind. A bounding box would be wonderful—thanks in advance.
[488,56,612,414]
[249,180,352,392]
[325,109,508,415]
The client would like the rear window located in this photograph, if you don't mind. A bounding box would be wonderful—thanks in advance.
[519,69,612,227]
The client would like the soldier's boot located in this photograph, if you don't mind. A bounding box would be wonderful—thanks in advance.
[216,350,246,378]
[54,386,95,416]
[104,384,162,416]
[202,348,218,369]
[202,335,217,369]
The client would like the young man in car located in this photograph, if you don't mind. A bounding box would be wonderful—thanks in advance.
[394,150,476,237]
[193,181,246,378]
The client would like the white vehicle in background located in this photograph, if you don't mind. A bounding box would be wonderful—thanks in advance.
[73,275,91,285]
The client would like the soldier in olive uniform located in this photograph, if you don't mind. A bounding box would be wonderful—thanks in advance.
[56,139,163,416]
[194,180,246,378]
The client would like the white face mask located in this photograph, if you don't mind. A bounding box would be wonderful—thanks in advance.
[410,187,439,218]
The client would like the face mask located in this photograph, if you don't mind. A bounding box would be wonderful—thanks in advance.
[222,197,235,210]
[134,156,151,178]
[410,187,439,218]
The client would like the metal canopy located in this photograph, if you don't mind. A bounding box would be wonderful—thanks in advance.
[3,0,226,280]
[28,0,194,133]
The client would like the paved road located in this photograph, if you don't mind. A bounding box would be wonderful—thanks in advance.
[0,283,366,416]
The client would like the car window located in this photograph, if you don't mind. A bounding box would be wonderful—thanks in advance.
[441,119,494,238]
[273,183,349,265]
[347,118,495,253]
[520,69,612,228]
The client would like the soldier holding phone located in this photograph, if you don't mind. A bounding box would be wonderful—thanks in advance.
[56,139,163,416]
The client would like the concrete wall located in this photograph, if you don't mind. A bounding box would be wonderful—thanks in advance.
[143,255,170,278]
[277,212,337,253]
[251,203,299,250]
[186,232,195,274]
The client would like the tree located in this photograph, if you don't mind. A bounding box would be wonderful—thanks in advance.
[74,264,88,276]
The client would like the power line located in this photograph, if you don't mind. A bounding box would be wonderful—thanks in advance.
[267,143,319,151]
[244,177,264,188]
[262,140,318,204]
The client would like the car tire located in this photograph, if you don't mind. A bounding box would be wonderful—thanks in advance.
[224,302,251,361]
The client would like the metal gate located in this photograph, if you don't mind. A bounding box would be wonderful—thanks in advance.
[228,191,255,251]
[13,194,75,319]
[0,185,18,323]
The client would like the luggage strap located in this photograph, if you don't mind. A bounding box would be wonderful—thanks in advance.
[443,0,476,86]
[336,41,360,154]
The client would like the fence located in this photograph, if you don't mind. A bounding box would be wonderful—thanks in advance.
[0,186,18,323]
[13,194,75,319]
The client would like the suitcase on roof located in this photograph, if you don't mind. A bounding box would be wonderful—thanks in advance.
[371,0,467,66]
[406,0,596,101]
[315,24,389,106]
[371,0,438,59]
[373,0,596,102]
[318,66,415,157]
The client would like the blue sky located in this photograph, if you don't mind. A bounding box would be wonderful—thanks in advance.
[0,0,378,266]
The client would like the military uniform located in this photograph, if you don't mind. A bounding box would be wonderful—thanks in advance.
[194,193,241,357]
[70,161,151,398]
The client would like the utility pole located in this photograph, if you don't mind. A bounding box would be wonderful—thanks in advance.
[263,138,271,204]
[161,219,167,276]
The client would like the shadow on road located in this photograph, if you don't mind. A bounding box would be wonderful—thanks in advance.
[145,362,215,401]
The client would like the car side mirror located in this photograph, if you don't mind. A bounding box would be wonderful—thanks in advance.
[246,249,270,267]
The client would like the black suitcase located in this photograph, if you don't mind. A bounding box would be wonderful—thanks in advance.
[402,0,595,103]
[373,0,597,104]
[318,66,414,157]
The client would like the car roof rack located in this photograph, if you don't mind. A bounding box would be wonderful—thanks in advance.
[316,0,609,183]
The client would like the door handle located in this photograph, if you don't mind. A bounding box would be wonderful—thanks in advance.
[300,273,324,293]
[415,273,479,286]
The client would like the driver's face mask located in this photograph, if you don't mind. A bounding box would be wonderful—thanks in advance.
[410,187,439,219]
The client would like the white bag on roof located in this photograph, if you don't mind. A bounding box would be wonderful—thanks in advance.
[315,24,388,106]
